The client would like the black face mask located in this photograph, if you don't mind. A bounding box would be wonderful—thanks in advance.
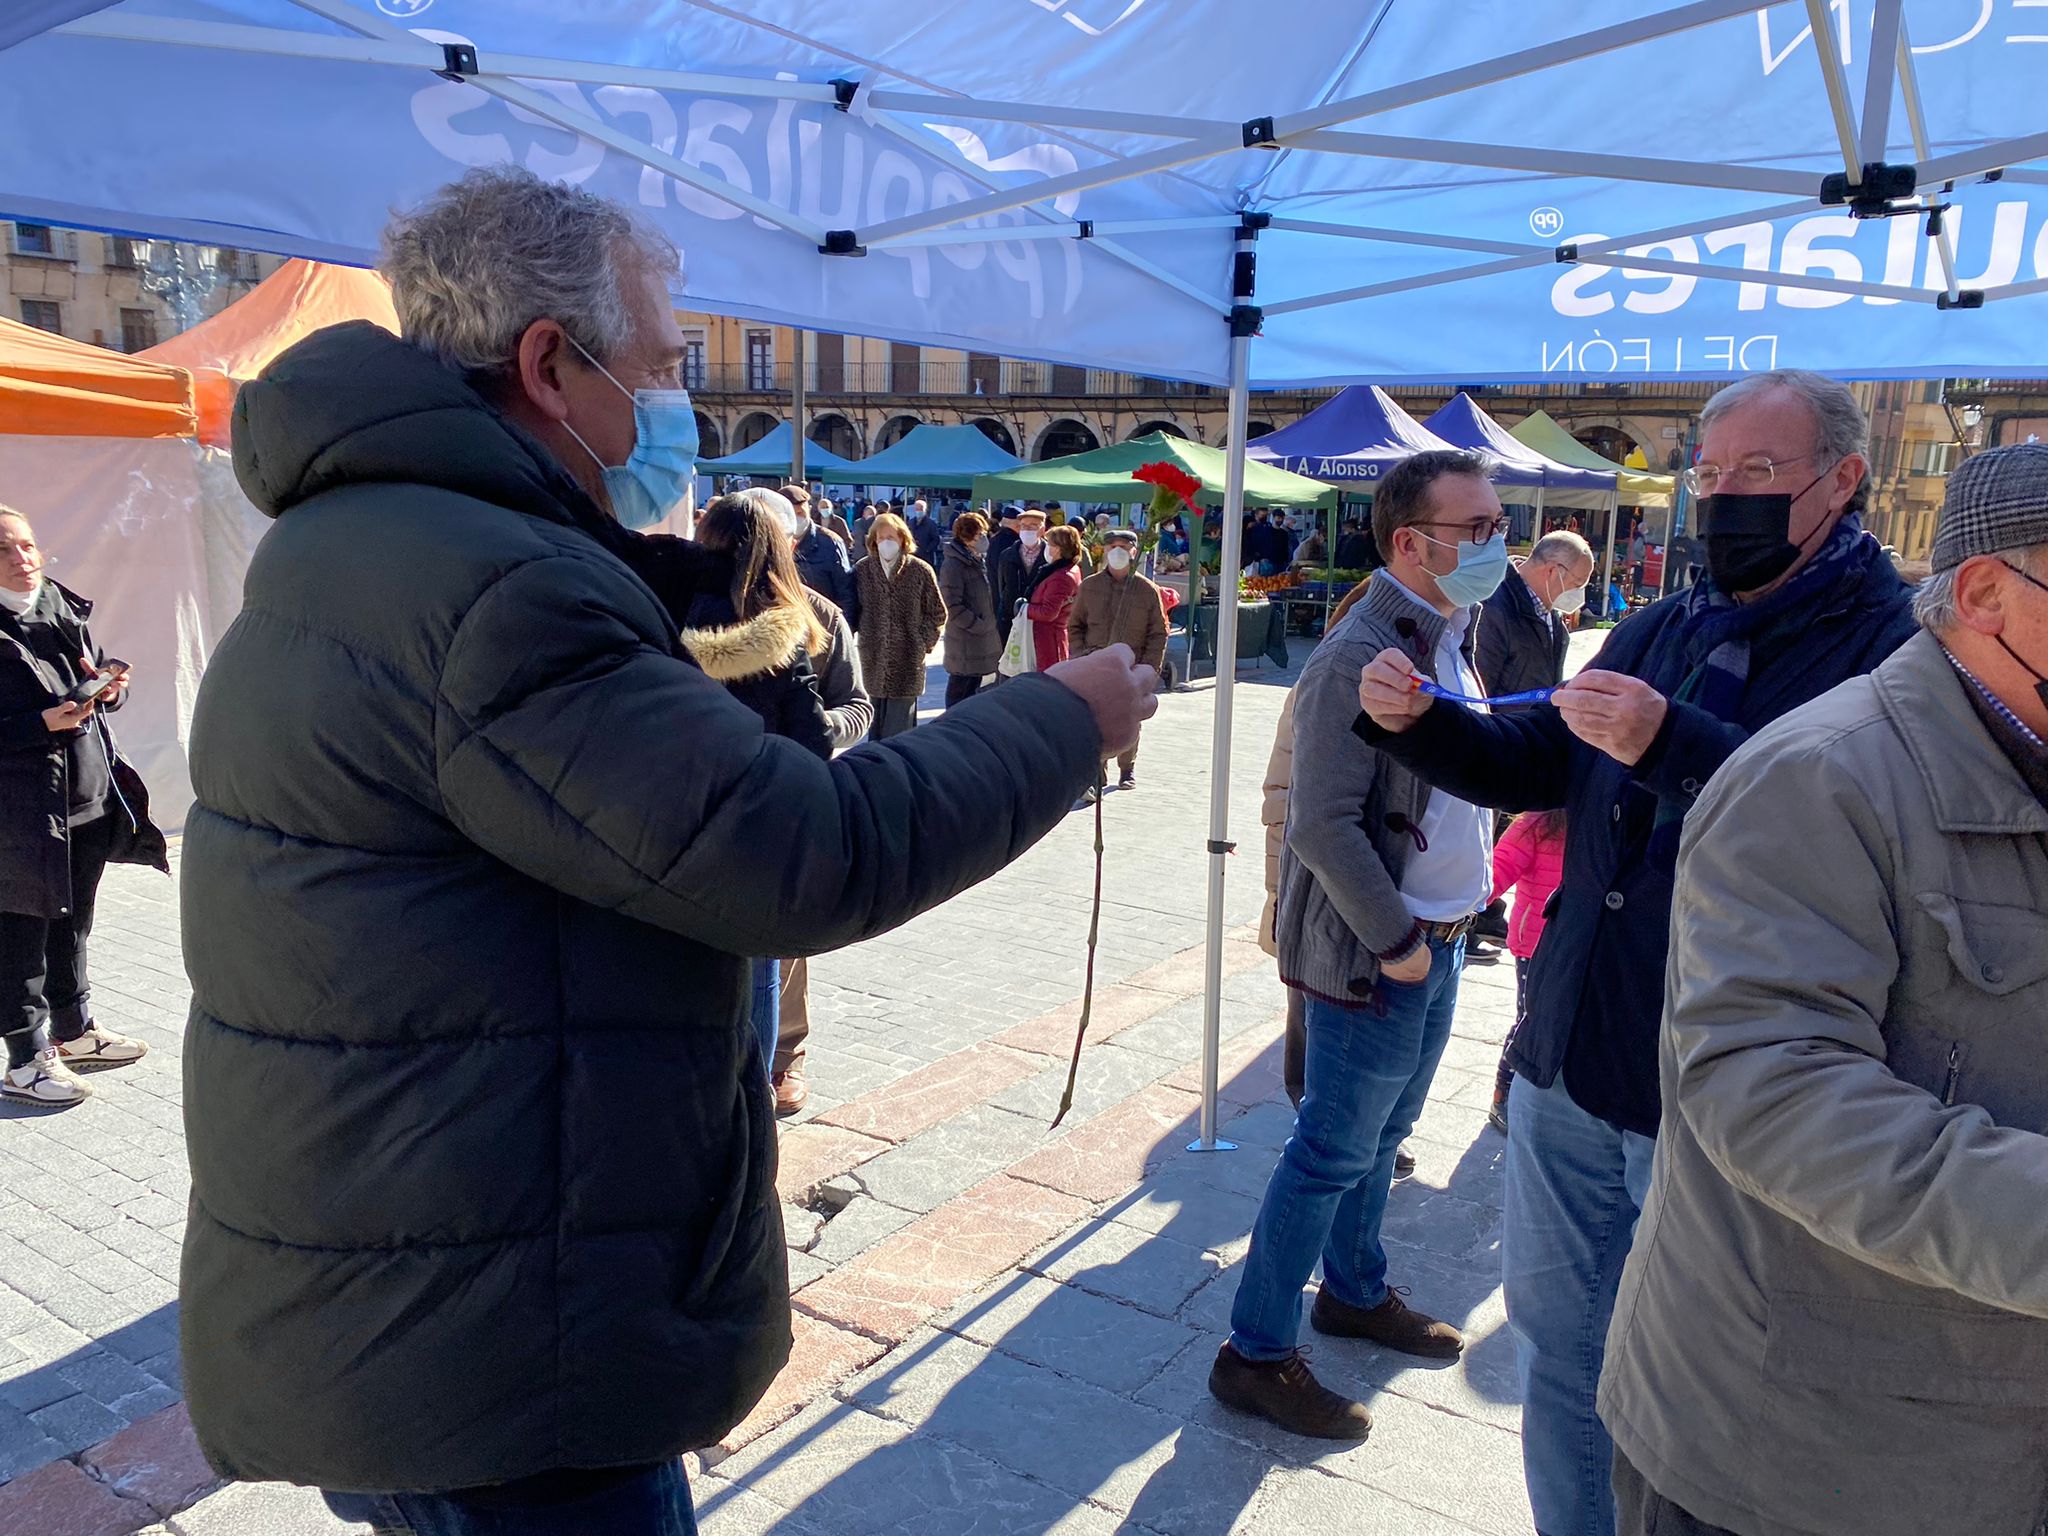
[1699,464,1835,594]
[1998,562,2048,716]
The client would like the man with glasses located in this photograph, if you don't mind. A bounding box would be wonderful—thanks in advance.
[1358,371,1915,1536]
[1208,450,1498,1440]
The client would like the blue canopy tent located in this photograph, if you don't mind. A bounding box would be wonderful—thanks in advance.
[10,0,2048,1144]
[841,423,1023,490]
[697,421,855,481]
[1244,385,1456,487]
[1425,392,1625,581]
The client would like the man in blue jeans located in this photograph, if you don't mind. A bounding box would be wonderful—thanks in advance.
[1209,450,1501,1438]
[1358,371,1915,1533]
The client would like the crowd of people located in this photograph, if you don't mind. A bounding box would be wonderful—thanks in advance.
[6,162,2044,1536]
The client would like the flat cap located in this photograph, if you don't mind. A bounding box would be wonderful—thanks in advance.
[1931,441,2048,572]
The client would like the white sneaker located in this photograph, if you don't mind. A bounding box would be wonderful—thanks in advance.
[3,1049,92,1106]
[57,1024,149,1068]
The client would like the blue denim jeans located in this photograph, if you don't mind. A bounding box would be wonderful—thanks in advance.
[321,1461,696,1535]
[1502,1071,1656,1536]
[749,957,780,1082]
[1229,935,1462,1360]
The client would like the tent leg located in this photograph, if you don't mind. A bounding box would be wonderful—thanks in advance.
[1599,492,1620,610]
[1190,319,1254,1155]
[791,331,807,486]
[1535,485,1546,537]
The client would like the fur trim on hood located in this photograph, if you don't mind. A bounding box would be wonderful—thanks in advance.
[678,604,810,684]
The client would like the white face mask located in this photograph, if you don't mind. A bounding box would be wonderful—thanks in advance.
[1106,548,1133,572]
[1020,530,1043,551]
[1555,583,1588,612]
[878,539,903,563]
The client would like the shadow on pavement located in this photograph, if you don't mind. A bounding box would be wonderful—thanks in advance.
[704,1024,1515,1535]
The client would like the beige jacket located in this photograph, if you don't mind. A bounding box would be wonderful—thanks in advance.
[1258,690,1298,957]
[1601,631,2048,1536]
[1067,568,1169,674]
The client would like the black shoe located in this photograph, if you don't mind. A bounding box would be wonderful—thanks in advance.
[1310,1286,1463,1360]
[1465,939,1503,964]
[1394,1142,1417,1178]
[1487,1085,1510,1137]
[1207,1344,1371,1440]
[1118,769,1137,791]
[1072,787,1099,810]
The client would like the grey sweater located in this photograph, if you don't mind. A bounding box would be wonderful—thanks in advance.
[1274,574,1476,1008]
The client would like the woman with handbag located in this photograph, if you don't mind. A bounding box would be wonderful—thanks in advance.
[1025,524,1084,669]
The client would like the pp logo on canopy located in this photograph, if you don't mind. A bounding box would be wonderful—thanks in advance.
[376,0,433,15]
[1529,207,1565,239]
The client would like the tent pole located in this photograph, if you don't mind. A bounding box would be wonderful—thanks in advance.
[791,331,807,487]
[1192,231,1259,1154]
[1535,485,1547,537]
[1600,492,1621,611]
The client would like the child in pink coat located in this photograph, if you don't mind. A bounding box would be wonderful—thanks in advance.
[1487,808,1567,1134]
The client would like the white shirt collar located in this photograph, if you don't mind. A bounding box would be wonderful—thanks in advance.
[1374,568,1467,647]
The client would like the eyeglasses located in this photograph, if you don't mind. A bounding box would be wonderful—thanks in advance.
[1682,450,1825,498]
[1414,516,1510,546]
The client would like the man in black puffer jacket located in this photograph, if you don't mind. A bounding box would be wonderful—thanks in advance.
[181,167,1157,1534]
[1359,371,1916,1536]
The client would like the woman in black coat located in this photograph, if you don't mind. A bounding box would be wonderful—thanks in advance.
[680,489,834,1078]
[0,506,167,1107]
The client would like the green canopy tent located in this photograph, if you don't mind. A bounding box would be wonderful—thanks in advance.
[971,431,1336,511]
[1508,410,1675,507]
[698,420,857,480]
[1509,409,1680,598]
[975,433,1335,678]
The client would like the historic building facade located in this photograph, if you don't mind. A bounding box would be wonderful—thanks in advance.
[4,220,284,352]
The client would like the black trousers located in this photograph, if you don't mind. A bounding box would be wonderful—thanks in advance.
[1612,1447,1739,1536]
[944,673,984,709]
[869,697,919,740]
[1,813,115,1069]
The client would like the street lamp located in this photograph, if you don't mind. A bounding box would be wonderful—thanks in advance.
[138,240,226,333]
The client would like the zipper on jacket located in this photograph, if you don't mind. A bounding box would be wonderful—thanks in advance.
[94,714,139,835]
[1941,1041,1963,1107]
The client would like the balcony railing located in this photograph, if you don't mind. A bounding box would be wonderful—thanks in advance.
[692,359,1230,398]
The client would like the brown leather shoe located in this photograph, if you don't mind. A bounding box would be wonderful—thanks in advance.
[772,1065,808,1117]
[1395,1142,1417,1178]
[1207,1343,1371,1440]
[1311,1286,1464,1360]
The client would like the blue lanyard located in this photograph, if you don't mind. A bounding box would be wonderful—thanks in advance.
[1415,678,1556,708]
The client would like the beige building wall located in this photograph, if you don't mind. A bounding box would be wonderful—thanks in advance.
[4,221,284,351]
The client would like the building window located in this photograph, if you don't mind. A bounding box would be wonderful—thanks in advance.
[890,341,921,394]
[20,299,61,334]
[106,236,144,269]
[1909,440,1956,477]
[119,308,158,354]
[681,331,707,390]
[12,223,55,257]
[745,329,774,391]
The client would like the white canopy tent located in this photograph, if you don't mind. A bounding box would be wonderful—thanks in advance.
[7,0,2048,1143]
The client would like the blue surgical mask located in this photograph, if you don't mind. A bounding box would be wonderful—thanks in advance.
[1416,529,1509,608]
[562,339,698,530]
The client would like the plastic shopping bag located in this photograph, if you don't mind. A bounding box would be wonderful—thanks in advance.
[998,601,1037,677]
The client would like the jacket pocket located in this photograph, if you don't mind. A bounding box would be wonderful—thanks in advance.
[1763,1289,2048,1408]
[1917,893,2048,998]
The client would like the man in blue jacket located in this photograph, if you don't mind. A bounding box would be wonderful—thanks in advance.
[1359,370,1915,1536]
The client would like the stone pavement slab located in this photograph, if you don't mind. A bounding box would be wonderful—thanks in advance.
[7,637,1542,1532]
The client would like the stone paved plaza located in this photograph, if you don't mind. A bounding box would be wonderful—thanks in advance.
[0,632,1603,1534]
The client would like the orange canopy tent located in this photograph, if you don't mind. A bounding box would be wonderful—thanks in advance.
[143,258,398,445]
[0,316,197,438]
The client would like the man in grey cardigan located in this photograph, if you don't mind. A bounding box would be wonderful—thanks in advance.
[1209,450,1502,1438]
